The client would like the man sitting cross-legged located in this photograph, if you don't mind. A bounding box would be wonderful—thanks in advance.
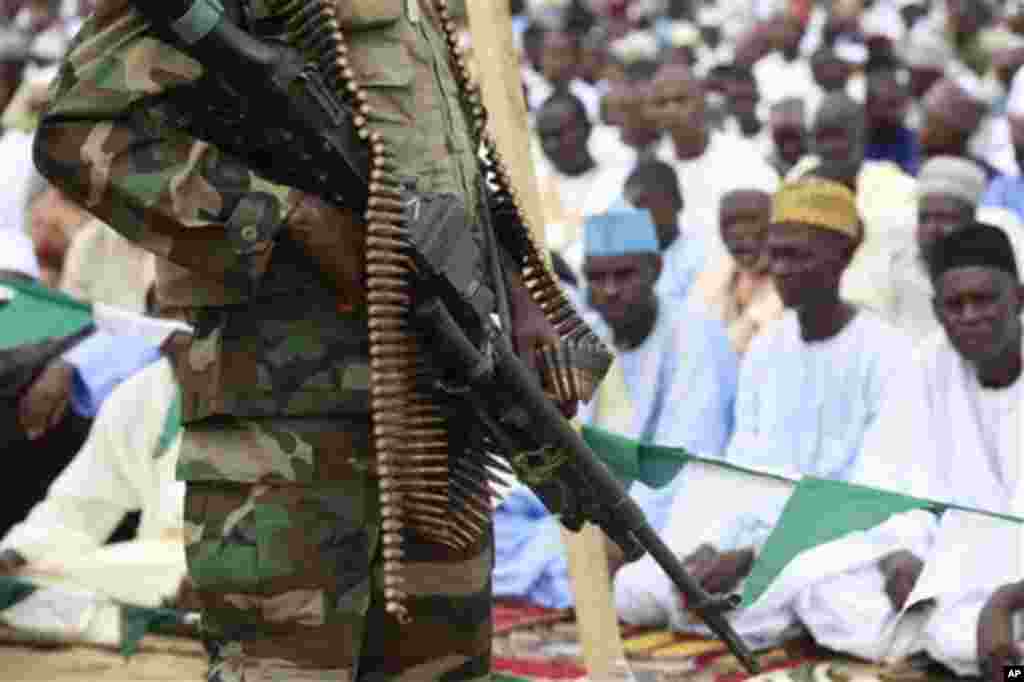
[614,176,914,648]
[492,205,739,608]
[789,222,1024,662]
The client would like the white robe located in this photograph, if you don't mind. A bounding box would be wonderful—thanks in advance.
[1,359,186,605]
[885,245,940,344]
[577,296,738,456]
[535,160,633,263]
[753,54,819,112]
[614,459,803,650]
[840,161,918,318]
[0,130,42,279]
[789,330,1023,663]
[494,299,739,607]
[654,232,707,303]
[727,310,913,482]
[615,310,912,647]
[880,209,1024,344]
[918,508,1024,675]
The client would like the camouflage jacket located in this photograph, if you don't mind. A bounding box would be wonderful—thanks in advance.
[35,0,489,423]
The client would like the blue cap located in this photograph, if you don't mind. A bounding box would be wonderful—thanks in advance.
[584,204,660,257]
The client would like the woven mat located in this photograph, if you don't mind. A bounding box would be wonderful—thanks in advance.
[495,599,574,635]
[489,602,972,682]
[0,603,972,682]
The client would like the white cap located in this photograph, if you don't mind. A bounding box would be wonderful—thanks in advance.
[902,28,953,70]
[834,39,868,65]
[609,31,660,64]
[860,4,905,43]
[666,21,700,49]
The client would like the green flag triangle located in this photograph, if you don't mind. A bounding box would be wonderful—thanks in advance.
[154,390,182,460]
[741,477,938,606]
[0,576,39,610]
[119,604,188,657]
[581,425,693,489]
[0,279,92,350]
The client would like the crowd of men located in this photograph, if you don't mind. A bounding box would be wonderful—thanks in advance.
[502,0,1024,675]
[0,0,1023,678]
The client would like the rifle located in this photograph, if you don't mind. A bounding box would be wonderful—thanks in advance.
[119,2,759,672]
[413,296,758,674]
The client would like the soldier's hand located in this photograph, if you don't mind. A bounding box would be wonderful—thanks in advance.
[978,581,1024,682]
[286,190,365,310]
[507,268,576,418]
[160,331,193,357]
[18,358,73,440]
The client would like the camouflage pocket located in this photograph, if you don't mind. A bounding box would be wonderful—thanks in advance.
[336,0,403,31]
[184,483,298,590]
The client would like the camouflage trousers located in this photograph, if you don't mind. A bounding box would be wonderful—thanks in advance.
[181,420,494,682]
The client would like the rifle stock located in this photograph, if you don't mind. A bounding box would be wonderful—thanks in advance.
[414,297,760,675]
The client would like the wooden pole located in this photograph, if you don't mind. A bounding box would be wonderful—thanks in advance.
[462,0,543,240]
[462,2,629,679]
[559,524,631,680]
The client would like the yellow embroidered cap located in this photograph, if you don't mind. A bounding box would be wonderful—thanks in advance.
[771,177,861,240]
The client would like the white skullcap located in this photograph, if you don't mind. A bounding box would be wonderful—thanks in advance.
[860,4,905,43]
[609,31,660,64]
[902,29,953,70]
[698,5,725,26]
[917,155,988,205]
[834,39,868,65]
[666,21,700,49]
[27,28,67,63]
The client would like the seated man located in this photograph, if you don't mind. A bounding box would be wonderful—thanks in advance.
[0,356,187,606]
[918,77,997,180]
[493,205,739,608]
[765,98,807,178]
[790,222,1023,662]
[689,188,783,355]
[886,156,987,342]
[534,92,632,269]
[614,176,913,646]
[623,159,706,302]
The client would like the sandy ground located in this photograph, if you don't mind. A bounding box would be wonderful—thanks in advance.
[0,635,207,682]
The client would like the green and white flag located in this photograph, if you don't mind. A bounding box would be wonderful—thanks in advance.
[0,279,191,351]
[578,427,1024,619]
[742,477,1024,611]
[580,425,801,563]
[0,574,194,657]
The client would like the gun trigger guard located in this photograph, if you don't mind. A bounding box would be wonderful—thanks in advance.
[690,593,742,615]
[433,378,472,396]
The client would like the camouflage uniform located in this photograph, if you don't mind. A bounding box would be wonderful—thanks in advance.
[35,1,494,679]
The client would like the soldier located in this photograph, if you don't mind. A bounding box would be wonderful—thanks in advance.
[33,1,564,680]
